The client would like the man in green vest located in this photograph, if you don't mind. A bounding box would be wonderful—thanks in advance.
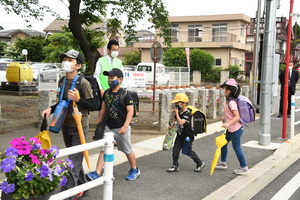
[93,40,124,96]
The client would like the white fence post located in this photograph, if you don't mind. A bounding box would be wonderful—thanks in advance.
[291,95,295,140]
[48,132,115,200]
[103,132,115,200]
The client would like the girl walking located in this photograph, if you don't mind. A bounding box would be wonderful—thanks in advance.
[216,78,250,175]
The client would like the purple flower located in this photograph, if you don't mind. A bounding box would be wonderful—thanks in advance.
[38,164,49,178]
[60,176,68,186]
[0,181,15,194]
[50,146,59,157]
[54,165,62,176]
[48,168,53,181]
[25,172,34,181]
[5,147,18,157]
[1,157,16,173]
[65,159,74,169]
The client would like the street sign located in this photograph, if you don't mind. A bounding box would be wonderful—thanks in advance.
[150,41,162,63]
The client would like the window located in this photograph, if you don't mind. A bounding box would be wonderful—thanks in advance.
[188,24,203,42]
[169,24,179,42]
[215,59,222,66]
[212,23,227,42]
[240,24,245,37]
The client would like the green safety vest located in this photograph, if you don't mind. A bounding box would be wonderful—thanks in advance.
[99,56,123,91]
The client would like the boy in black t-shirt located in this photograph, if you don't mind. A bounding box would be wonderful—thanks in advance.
[167,93,205,172]
[87,68,140,181]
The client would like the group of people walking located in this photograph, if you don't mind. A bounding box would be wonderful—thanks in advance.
[41,39,298,200]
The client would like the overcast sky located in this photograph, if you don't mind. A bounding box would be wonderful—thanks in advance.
[0,0,299,32]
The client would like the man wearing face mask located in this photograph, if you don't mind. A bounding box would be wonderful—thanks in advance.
[93,40,125,96]
[87,68,141,181]
[42,49,95,199]
[278,61,299,118]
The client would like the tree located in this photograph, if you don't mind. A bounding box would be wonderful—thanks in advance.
[14,35,47,62]
[124,50,140,65]
[0,41,7,57]
[107,18,122,41]
[42,32,79,63]
[162,47,187,67]
[1,0,170,73]
[189,49,214,73]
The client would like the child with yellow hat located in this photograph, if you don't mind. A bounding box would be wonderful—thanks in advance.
[167,93,205,172]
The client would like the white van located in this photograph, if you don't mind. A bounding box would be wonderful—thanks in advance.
[136,62,169,86]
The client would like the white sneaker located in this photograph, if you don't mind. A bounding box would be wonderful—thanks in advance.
[215,161,227,169]
[233,166,250,175]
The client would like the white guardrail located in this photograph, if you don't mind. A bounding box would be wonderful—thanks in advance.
[48,132,115,200]
[290,95,300,140]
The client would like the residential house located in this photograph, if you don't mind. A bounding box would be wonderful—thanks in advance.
[0,29,45,43]
[133,14,251,71]
[43,19,127,48]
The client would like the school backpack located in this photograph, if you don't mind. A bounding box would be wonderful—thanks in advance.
[59,76,102,111]
[187,105,207,136]
[121,89,139,118]
[229,95,255,126]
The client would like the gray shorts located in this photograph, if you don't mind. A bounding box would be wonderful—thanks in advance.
[101,125,132,154]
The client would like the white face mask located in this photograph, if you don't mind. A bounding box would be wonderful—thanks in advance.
[62,61,73,73]
[110,51,119,58]
[289,66,293,70]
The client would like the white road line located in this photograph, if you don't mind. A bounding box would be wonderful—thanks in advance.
[270,171,300,200]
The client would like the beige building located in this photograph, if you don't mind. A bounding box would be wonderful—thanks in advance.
[134,14,252,70]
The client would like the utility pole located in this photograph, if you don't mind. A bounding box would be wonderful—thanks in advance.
[258,0,277,145]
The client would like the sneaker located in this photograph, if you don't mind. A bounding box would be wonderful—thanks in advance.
[126,168,140,180]
[233,166,250,175]
[215,161,228,169]
[86,171,100,181]
[167,165,179,172]
[194,162,206,172]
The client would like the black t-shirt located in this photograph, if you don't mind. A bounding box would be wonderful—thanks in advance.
[174,109,194,139]
[104,88,133,129]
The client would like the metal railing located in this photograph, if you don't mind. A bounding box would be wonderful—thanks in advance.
[290,95,300,140]
[49,132,115,200]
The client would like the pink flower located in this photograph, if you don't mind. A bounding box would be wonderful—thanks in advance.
[40,149,50,157]
[10,137,32,155]
[29,154,40,165]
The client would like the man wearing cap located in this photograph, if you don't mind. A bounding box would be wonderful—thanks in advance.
[87,68,140,181]
[93,40,125,96]
[42,49,95,199]
[278,61,299,118]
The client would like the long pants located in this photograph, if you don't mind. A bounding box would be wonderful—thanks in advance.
[61,125,89,200]
[172,135,202,167]
[279,86,293,115]
[221,127,247,168]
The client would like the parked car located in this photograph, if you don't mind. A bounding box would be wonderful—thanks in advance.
[0,62,9,84]
[31,63,60,82]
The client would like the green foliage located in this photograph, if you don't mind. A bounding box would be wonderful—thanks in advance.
[3,43,23,61]
[162,47,187,67]
[42,32,81,63]
[202,67,222,82]
[0,42,7,57]
[279,63,286,71]
[124,50,140,65]
[190,49,214,72]
[225,64,240,78]
[14,35,47,62]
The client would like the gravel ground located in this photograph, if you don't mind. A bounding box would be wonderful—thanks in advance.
[0,93,162,143]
